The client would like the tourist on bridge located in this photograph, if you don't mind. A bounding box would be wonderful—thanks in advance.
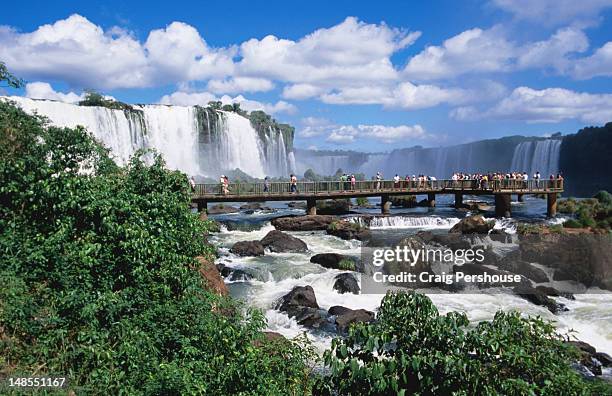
[290,174,298,193]
[350,174,356,191]
[263,176,270,193]
[376,172,382,190]
[534,171,541,188]
[393,174,400,189]
[189,176,196,192]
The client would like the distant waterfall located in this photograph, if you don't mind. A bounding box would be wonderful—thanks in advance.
[510,139,561,177]
[6,97,294,178]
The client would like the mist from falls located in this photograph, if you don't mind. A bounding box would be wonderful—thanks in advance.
[7,97,295,179]
[295,138,562,179]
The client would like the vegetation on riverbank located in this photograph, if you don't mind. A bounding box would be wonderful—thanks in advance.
[559,191,612,230]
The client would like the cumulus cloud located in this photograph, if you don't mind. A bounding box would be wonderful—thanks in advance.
[206,77,274,94]
[24,81,84,103]
[404,26,592,80]
[0,15,233,89]
[491,0,612,26]
[299,117,334,137]
[571,41,612,79]
[238,17,420,85]
[326,124,428,144]
[451,86,612,123]
[158,90,296,115]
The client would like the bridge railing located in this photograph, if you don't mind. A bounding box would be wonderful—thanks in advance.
[193,179,563,197]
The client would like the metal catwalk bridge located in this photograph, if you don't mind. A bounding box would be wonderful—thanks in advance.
[192,179,563,217]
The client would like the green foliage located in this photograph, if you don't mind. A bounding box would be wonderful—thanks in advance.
[249,110,294,153]
[78,90,135,111]
[338,259,356,271]
[355,197,369,207]
[0,60,24,88]
[0,100,312,394]
[559,191,612,230]
[208,100,222,110]
[317,291,594,396]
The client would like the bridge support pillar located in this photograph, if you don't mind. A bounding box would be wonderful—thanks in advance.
[427,193,436,207]
[517,193,524,202]
[495,194,512,217]
[197,201,208,220]
[454,193,463,208]
[306,198,317,216]
[381,195,391,215]
[547,193,557,217]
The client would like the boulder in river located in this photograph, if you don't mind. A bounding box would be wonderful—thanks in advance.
[276,286,328,329]
[565,340,612,376]
[260,230,308,253]
[497,258,549,283]
[328,306,375,333]
[534,285,575,300]
[333,273,360,294]
[449,215,494,234]
[317,199,351,215]
[310,253,356,271]
[230,240,265,257]
[271,215,336,231]
[207,204,240,214]
[326,220,370,241]
[513,284,568,314]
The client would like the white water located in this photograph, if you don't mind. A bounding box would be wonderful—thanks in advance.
[4,97,294,178]
[212,216,612,355]
[347,215,461,229]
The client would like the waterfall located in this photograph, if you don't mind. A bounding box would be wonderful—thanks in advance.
[347,216,461,229]
[509,139,561,177]
[5,97,293,178]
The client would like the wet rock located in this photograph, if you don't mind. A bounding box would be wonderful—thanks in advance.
[519,232,612,291]
[513,284,568,314]
[271,215,336,231]
[489,228,512,243]
[390,196,417,208]
[240,202,263,210]
[230,240,265,257]
[566,340,606,376]
[497,258,549,283]
[534,285,575,300]
[227,269,251,282]
[333,273,360,294]
[326,220,371,241]
[449,215,495,234]
[287,201,307,209]
[196,256,228,296]
[595,352,612,367]
[261,230,308,253]
[277,285,319,314]
[310,253,357,271]
[207,204,240,214]
[329,306,375,333]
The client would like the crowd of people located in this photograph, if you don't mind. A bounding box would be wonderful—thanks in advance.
[198,170,564,195]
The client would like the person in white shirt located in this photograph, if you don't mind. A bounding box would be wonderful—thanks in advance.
[393,174,400,189]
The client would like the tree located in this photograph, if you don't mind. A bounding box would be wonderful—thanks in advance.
[0,60,24,88]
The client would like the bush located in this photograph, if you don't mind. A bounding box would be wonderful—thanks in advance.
[563,219,583,228]
[338,258,356,271]
[316,291,595,395]
[78,90,135,111]
[0,100,313,394]
[355,197,369,207]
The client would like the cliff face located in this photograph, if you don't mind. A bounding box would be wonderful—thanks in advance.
[559,123,612,197]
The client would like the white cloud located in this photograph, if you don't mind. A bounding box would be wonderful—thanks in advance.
[452,86,612,123]
[206,77,274,94]
[491,0,612,26]
[404,27,515,80]
[0,15,234,89]
[158,90,296,115]
[571,41,612,79]
[404,26,591,80]
[517,27,588,71]
[325,123,428,144]
[24,81,84,103]
[299,117,334,137]
[238,17,420,85]
[282,84,326,100]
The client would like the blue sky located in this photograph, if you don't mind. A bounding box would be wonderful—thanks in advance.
[1,0,612,152]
